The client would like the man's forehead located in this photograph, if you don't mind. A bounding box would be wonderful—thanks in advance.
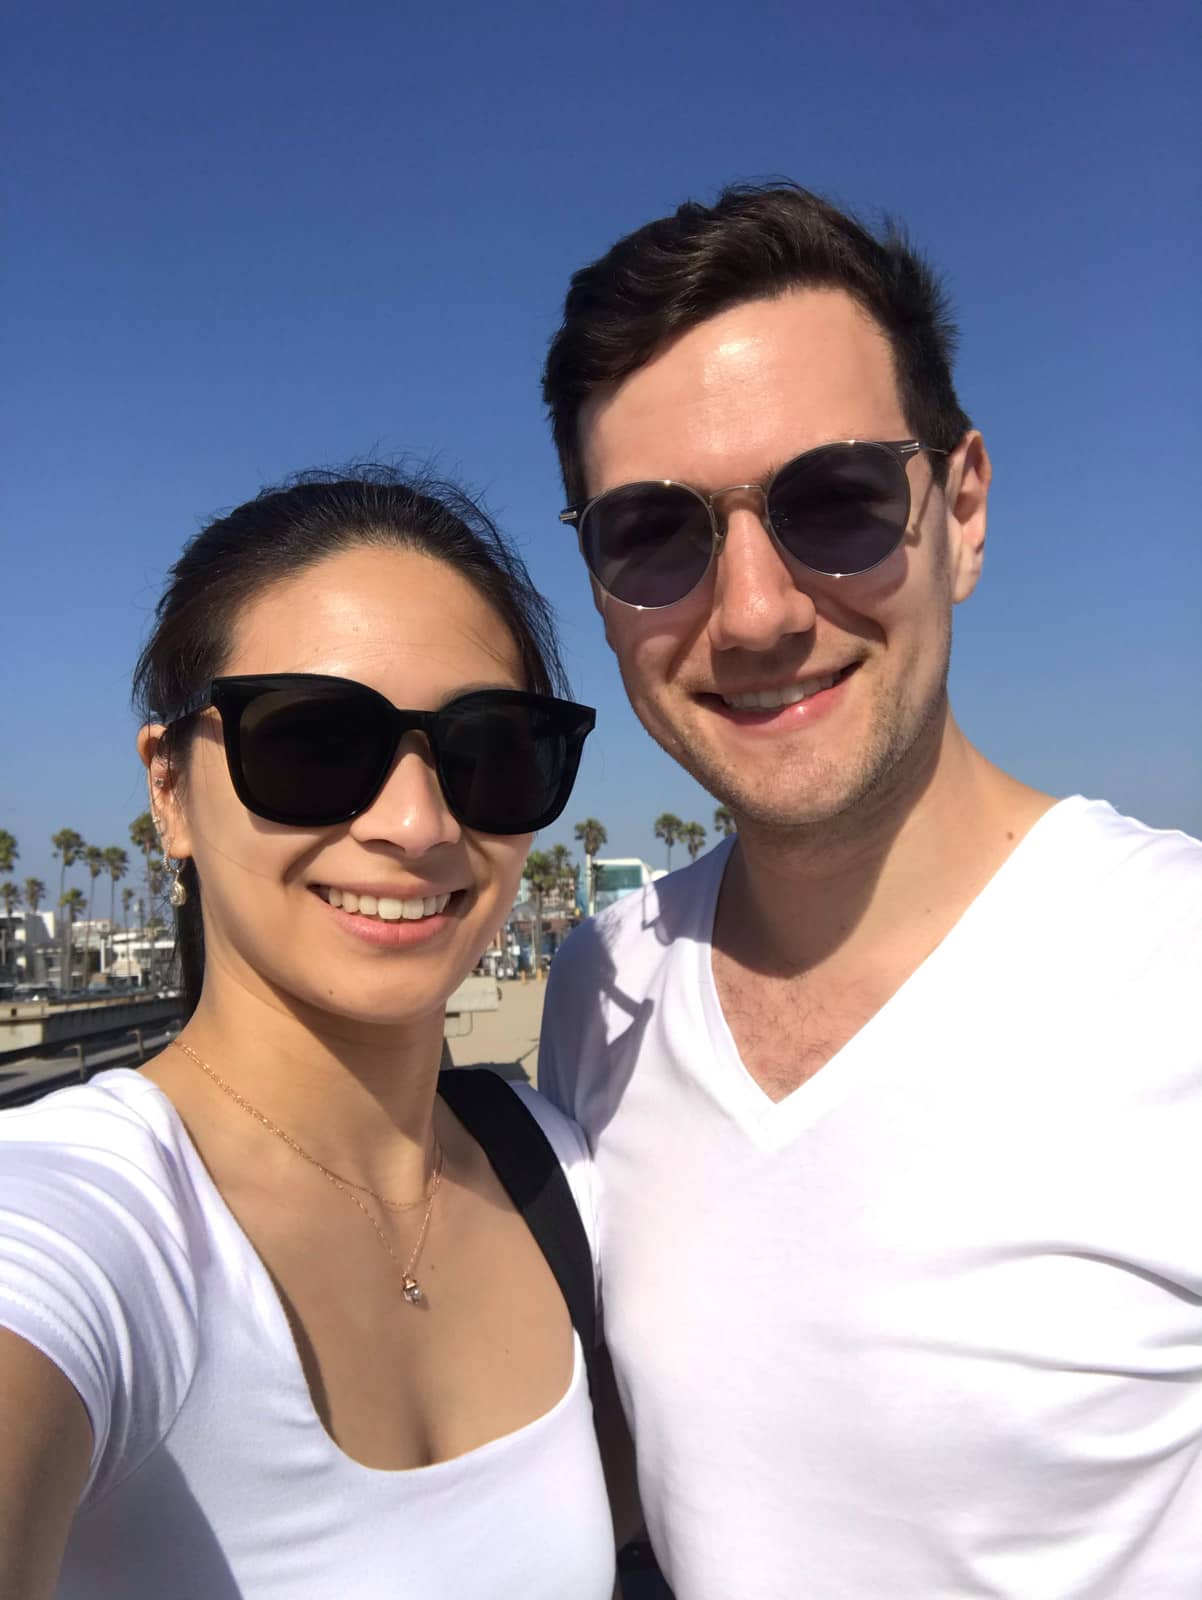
[578,288,905,491]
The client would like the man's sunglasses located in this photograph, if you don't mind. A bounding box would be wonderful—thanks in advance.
[560,439,947,610]
[169,675,595,835]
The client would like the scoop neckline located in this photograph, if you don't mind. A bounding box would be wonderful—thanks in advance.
[95,1067,586,1481]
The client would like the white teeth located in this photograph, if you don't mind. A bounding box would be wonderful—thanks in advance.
[723,672,840,711]
[319,888,453,921]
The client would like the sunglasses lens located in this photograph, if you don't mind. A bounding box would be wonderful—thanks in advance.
[236,683,389,823]
[768,443,910,576]
[581,482,714,608]
[216,678,592,834]
[437,694,587,834]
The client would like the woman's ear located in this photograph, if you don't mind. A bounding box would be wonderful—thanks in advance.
[136,724,194,861]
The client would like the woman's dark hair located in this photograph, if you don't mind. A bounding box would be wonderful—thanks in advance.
[132,466,567,1020]
[543,180,972,502]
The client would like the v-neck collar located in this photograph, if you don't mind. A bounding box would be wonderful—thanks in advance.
[691,797,1091,1149]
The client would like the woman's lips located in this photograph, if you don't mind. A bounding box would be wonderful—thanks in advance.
[310,887,459,947]
[313,886,452,922]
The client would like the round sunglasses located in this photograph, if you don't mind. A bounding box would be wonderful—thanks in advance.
[560,439,947,609]
[168,675,595,835]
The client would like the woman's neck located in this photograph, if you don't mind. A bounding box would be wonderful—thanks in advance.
[151,969,447,1199]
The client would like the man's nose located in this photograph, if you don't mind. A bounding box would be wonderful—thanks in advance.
[706,493,818,652]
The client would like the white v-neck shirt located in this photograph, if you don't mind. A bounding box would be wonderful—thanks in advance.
[539,797,1202,1599]
[0,1069,614,1598]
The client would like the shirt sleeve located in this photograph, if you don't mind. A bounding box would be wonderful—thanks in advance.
[537,922,593,1121]
[0,1088,200,1504]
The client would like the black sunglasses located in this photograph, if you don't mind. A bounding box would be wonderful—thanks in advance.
[169,675,595,835]
[560,439,947,610]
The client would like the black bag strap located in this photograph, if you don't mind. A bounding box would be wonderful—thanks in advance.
[437,1067,597,1396]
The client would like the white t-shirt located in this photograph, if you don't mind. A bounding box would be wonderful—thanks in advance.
[0,1068,614,1599]
[540,797,1202,1600]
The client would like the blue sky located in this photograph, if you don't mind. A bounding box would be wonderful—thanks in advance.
[5,0,1200,904]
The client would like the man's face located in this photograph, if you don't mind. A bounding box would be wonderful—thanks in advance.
[577,288,988,830]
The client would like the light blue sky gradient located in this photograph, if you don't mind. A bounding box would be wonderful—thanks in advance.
[5,0,1200,899]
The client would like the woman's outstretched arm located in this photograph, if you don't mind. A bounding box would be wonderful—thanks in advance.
[0,1328,92,1600]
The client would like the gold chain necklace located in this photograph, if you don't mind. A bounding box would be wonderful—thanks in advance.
[171,1037,442,1305]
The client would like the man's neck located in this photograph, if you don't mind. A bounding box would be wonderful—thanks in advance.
[716,716,1054,981]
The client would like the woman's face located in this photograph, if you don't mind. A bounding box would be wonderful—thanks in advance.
[146,545,534,1031]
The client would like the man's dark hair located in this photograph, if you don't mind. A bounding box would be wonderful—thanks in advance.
[543,181,972,502]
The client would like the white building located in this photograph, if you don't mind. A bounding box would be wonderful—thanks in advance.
[590,858,658,915]
[0,909,55,983]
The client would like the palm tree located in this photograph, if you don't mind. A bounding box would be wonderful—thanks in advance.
[79,846,105,990]
[0,831,18,976]
[549,842,577,893]
[104,847,129,924]
[523,848,560,974]
[0,881,19,976]
[145,859,165,985]
[574,818,608,914]
[129,812,158,915]
[145,915,166,989]
[121,885,135,928]
[0,841,18,979]
[51,828,84,994]
[24,877,46,982]
[104,847,130,977]
[713,805,736,837]
[681,821,708,862]
[654,812,684,872]
[59,888,86,989]
[51,828,82,902]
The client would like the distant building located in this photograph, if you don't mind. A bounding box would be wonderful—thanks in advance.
[107,926,176,986]
[0,910,54,984]
[590,858,655,915]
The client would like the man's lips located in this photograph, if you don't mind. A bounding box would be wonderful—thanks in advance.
[707,662,859,711]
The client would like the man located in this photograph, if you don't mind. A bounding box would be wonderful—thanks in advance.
[537,183,1202,1598]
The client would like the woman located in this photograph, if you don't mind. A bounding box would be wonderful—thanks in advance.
[0,470,614,1597]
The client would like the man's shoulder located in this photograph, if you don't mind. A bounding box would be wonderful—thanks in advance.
[1017,798,1202,983]
[551,840,732,991]
[1050,797,1202,903]
[538,844,732,1117]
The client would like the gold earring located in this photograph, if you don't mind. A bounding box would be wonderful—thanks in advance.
[168,857,188,908]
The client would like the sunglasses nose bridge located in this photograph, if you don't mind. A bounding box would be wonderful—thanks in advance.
[352,709,461,846]
[706,482,771,554]
[389,710,444,788]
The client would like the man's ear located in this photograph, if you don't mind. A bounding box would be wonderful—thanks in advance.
[946,430,991,604]
[136,724,194,861]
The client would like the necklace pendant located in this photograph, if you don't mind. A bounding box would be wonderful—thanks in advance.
[401,1276,423,1305]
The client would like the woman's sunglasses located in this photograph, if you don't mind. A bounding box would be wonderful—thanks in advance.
[169,675,595,835]
[560,439,947,610]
